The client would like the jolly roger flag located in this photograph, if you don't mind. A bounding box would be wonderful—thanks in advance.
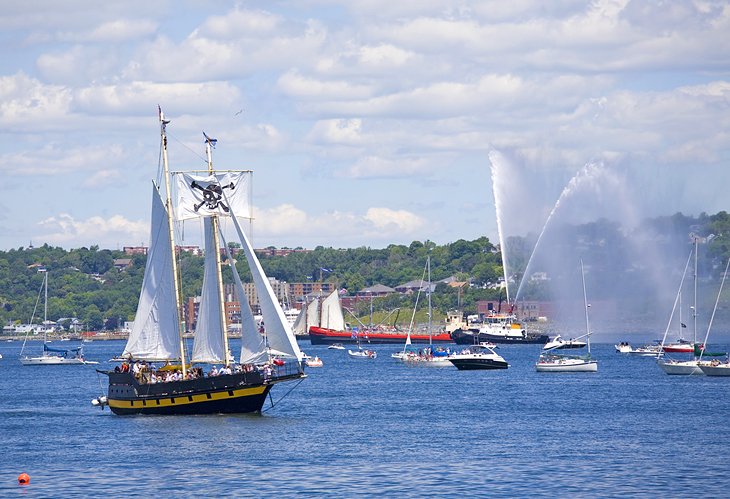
[173,171,252,220]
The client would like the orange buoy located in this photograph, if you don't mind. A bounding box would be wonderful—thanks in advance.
[18,473,30,485]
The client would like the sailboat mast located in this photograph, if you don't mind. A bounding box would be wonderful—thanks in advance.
[159,109,188,376]
[427,255,432,347]
[205,133,231,365]
[693,236,698,345]
[44,271,48,343]
[580,260,591,355]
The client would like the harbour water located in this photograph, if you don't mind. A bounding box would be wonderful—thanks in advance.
[1,339,729,496]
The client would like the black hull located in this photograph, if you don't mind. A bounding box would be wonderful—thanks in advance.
[449,358,509,370]
[102,369,303,415]
[451,329,549,345]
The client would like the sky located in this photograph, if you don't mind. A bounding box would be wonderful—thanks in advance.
[1,0,729,252]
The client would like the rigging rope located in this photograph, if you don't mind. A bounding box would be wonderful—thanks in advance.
[261,377,306,413]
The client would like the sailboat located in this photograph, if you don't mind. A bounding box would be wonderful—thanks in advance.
[696,258,730,376]
[535,260,598,373]
[658,239,708,375]
[92,108,305,415]
[292,290,346,338]
[20,270,88,365]
[393,256,452,367]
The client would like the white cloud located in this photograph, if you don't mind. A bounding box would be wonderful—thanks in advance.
[278,71,373,100]
[253,203,426,245]
[37,213,147,246]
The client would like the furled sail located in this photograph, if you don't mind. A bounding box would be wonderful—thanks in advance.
[173,171,252,221]
[320,290,345,330]
[227,200,303,362]
[122,186,181,361]
[191,218,226,363]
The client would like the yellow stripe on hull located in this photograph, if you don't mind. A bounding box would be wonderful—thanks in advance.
[108,384,268,410]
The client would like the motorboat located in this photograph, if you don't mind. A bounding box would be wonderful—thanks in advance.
[447,343,508,370]
[327,343,345,350]
[451,312,548,345]
[662,339,698,353]
[348,348,377,359]
[536,353,598,372]
[394,347,453,367]
[305,356,323,368]
[543,335,587,350]
[614,342,662,357]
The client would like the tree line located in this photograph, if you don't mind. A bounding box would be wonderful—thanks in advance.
[0,210,727,331]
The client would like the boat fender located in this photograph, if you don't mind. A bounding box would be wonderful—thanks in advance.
[91,396,108,409]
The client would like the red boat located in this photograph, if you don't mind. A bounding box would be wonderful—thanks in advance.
[308,326,452,345]
[663,341,701,353]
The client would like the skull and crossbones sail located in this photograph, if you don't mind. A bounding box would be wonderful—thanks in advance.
[173,171,252,220]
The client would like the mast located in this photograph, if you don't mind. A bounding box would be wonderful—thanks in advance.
[580,260,591,356]
[43,271,48,345]
[427,255,432,347]
[204,132,231,365]
[159,108,187,376]
[693,236,698,345]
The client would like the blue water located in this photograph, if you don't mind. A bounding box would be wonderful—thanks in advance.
[1,339,729,497]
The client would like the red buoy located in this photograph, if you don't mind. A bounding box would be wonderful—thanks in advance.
[18,473,30,485]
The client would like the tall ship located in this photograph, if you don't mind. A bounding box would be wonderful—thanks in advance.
[93,108,305,415]
[303,289,452,345]
[451,311,549,345]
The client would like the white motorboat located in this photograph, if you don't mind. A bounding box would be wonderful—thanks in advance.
[615,342,662,356]
[448,343,508,370]
[535,354,598,372]
[327,343,345,350]
[543,335,587,350]
[305,356,323,367]
[348,348,377,359]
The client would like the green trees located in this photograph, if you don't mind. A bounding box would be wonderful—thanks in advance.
[0,209,727,331]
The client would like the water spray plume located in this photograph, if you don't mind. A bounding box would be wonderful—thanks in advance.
[489,150,511,304]
[514,162,606,301]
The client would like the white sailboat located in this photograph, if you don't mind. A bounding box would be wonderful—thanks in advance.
[93,108,305,415]
[393,256,452,367]
[535,260,598,373]
[696,258,730,376]
[292,290,346,337]
[658,240,705,375]
[20,270,88,365]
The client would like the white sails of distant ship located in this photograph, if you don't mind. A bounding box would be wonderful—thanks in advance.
[291,290,346,336]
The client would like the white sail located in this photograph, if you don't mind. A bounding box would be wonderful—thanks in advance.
[173,171,252,221]
[122,186,181,361]
[291,302,309,335]
[191,218,226,363]
[320,290,345,330]
[227,203,303,362]
[306,297,320,328]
